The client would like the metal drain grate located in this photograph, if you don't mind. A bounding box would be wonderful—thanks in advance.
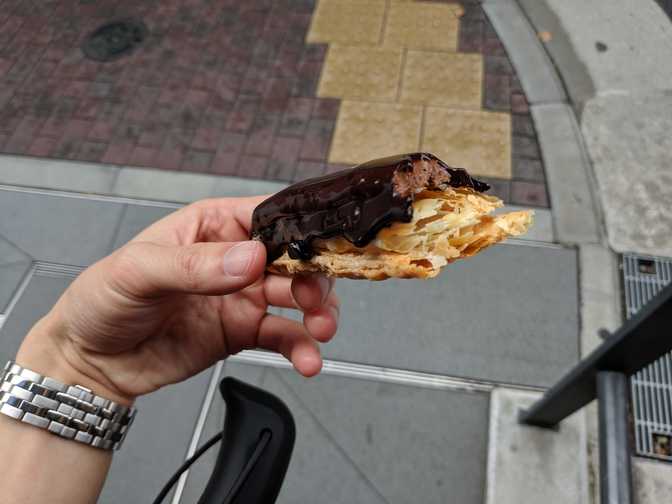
[623,254,672,461]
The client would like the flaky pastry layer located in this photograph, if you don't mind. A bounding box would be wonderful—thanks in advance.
[268,188,533,280]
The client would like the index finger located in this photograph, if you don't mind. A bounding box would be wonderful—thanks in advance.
[214,194,270,234]
[130,194,272,245]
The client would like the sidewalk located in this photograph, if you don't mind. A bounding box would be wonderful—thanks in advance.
[0,0,670,503]
[0,0,548,208]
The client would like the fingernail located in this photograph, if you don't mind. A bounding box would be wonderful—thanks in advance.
[223,242,258,277]
[317,276,331,304]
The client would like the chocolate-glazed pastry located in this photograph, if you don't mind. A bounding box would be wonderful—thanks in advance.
[250,152,532,280]
[251,153,490,263]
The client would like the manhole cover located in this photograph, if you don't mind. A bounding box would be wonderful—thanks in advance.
[82,19,148,62]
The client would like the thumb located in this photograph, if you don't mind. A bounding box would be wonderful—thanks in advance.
[111,240,267,296]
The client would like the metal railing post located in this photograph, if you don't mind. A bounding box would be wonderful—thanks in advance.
[597,371,633,504]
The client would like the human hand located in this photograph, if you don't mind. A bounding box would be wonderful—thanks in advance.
[17,196,339,405]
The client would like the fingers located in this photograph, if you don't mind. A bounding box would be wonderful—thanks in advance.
[111,240,266,297]
[190,195,270,238]
[291,275,335,312]
[128,195,272,246]
[258,315,323,377]
[303,292,340,343]
[264,274,335,312]
[264,275,339,343]
[263,275,297,308]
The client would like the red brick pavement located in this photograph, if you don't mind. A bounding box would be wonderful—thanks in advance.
[459,0,547,207]
[0,0,549,208]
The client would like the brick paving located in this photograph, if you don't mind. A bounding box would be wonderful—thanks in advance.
[459,0,547,207]
[0,0,549,208]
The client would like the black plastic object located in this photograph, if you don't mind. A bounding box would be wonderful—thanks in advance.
[198,377,296,504]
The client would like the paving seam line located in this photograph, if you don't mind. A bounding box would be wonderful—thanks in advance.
[0,259,38,319]
[0,234,32,263]
[171,361,224,504]
[0,183,184,209]
[484,388,502,504]
[231,349,546,394]
[0,262,36,332]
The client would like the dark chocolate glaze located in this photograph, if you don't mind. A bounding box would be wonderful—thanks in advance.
[251,153,490,263]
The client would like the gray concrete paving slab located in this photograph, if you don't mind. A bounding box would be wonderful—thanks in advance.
[0,189,124,266]
[99,369,212,504]
[530,0,672,96]
[0,236,32,313]
[0,262,31,314]
[0,273,71,364]
[531,103,601,245]
[483,0,567,104]
[485,388,587,504]
[323,242,579,387]
[273,393,388,503]
[578,244,622,358]
[181,361,489,504]
[112,168,216,203]
[633,458,672,504]
[581,92,672,257]
[0,235,30,265]
[0,155,119,194]
[277,368,489,504]
[110,204,179,251]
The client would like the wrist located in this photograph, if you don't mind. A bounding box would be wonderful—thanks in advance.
[15,312,135,407]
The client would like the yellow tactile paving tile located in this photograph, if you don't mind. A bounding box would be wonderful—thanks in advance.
[306,0,387,46]
[383,2,461,51]
[389,0,462,7]
[422,108,512,179]
[401,51,483,109]
[329,101,422,164]
[318,45,403,101]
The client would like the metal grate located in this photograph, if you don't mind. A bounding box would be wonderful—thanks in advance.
[623,254,672,461]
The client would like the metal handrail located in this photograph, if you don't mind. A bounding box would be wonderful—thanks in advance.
[519,282,672,504]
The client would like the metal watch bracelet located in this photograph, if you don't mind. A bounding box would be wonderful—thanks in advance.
[0,360,136,450]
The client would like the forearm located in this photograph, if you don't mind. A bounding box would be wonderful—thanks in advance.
[0,415,111,503]
[0,315,132,504]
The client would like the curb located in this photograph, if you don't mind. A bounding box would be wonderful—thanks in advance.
[483,0,603,246]
[482,0,566,104]
[0,154,288,204]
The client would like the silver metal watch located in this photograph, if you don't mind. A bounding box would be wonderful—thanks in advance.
[0,360,136,450]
